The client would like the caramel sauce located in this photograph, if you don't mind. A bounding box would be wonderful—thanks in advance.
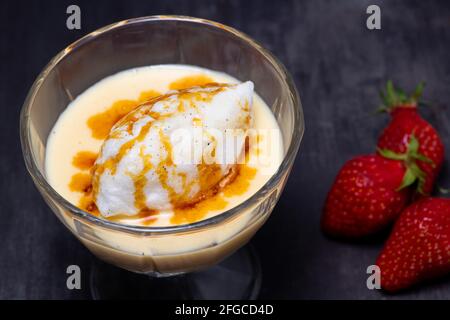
[178,86,225,103]
[133,146,153,211]
[72,151,98,170]
[171,193,228,225]
[69,149,99,215]
[154,130,196,208]
[87,89,161,139]
[177,101,185,113]
[138,89,162,102]
[171,164,256,224]
[155,130,179,206]
[156,130,186,206]
[78,192,99,216]
[198,163,223,193]
[244,136,251,164]
[69,173,92,193]
[169,74,215,90]
[222,165,257,197]
[113,84,228,130]
[192,117,202,126]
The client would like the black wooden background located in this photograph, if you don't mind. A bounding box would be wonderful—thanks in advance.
[1,0,450,299]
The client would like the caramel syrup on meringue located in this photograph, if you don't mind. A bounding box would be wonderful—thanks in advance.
[87,89,161,139]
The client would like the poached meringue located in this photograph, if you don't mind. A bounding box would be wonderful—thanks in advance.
[92,82,254,217]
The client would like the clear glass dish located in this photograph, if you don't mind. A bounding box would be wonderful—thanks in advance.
[20,16,304,278]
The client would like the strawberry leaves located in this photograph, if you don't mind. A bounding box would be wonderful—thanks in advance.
[378,81,425,113]
[411,81,425,102]
[378,135,434,194]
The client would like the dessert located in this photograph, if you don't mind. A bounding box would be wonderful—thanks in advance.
[21,17,303,278]
[46,65,283,228]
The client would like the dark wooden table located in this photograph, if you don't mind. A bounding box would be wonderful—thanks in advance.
[1,0,450,299]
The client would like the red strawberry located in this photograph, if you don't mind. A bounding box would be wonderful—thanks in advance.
[377,81,444,195]
[322,136,431,238]
[322,155,409,238]
[376,197,450,292]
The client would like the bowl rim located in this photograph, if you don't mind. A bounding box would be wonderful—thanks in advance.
[20,15,305,235]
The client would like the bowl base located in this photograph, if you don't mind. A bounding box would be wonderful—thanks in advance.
[89,245,261,300]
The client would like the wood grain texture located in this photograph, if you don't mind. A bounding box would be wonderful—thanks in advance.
[1,0,450,299]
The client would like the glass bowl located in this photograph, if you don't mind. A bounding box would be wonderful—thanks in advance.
[20,16,304,277]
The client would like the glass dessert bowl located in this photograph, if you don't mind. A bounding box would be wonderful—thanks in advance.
[20,16,304,295]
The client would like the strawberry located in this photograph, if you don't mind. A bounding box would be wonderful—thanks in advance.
[377,81,444,195]
[322,155,409,238]
[376,197,450,292]
[322,136,432,238]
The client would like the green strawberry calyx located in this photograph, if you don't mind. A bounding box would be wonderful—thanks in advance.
[377,80,425,113]
[377,134,434,194]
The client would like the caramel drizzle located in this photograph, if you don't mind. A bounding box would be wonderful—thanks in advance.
[68,151,99,216]
[69,172,92,193]
[169,74,214,90]
[155,130,178,205]
[114,85,228,130]
[133,145,153,211]
[92,120,153,201]
[72,151,98,170]
[87,89,161,140]
[171,164,257,224]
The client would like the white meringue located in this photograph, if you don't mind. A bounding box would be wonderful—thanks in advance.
[92,82,254,217]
